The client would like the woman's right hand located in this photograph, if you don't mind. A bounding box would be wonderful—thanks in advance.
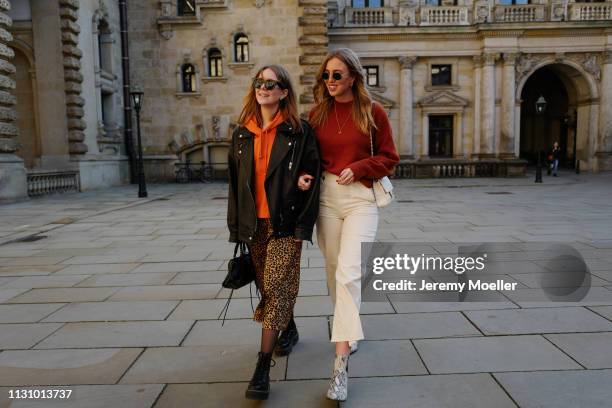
[298,173,314,191]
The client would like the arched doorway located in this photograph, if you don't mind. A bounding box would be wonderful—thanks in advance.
[13,47,40,169]
[518,62,596,169]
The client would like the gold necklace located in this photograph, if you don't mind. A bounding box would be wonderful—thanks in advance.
[334,103,351,135]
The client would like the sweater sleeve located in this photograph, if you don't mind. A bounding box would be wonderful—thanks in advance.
[349,102,400,181]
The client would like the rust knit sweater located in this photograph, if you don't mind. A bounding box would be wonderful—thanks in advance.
[311,101,399,187]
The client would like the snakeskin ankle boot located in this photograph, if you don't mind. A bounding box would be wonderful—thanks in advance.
[326,354,349,401]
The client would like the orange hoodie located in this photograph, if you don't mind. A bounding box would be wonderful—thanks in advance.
[245,112,285,218]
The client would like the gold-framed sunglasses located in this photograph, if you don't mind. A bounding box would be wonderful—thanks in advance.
[252,78,282,90]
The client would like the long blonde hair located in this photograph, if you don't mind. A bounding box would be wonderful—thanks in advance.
[238,64,301,132]
[310,48,377,135]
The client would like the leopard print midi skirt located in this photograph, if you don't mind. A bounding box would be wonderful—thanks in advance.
[249,218,302,330]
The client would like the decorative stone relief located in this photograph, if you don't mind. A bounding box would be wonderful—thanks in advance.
[0,0,19,153]
[515,53,544,83]
[474,1,491,24]
[582,53,601,81]
[398,56,417,70]
[254,0,264,8]
[399,0,417,26]
[550,1,567,22]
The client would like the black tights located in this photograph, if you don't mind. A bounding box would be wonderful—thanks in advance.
[260,315,296,354]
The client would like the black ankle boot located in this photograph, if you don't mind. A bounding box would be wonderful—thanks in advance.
[275,324,299,356]
[245,352,274,400]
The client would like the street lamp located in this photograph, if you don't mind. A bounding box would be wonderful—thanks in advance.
[130,87,148,198]
[535,95,547,115]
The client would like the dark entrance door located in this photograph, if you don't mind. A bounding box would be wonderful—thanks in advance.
[520,66,573,166]
[429,115,453,157]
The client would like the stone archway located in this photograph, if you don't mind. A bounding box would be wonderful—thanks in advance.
[12,46,40,169]
[516,59,599,170]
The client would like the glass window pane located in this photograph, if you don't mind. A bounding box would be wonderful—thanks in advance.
[429,115,454,157]
[369,0,382,7]
[353,0,366,7]
[431,64,451,86]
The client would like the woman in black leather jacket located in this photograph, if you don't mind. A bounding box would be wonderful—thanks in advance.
[227,64,320,401]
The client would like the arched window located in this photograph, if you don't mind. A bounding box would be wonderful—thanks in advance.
[352,0,383,7]
[234,34,249,63]
[178,0,196,16]
[208,48,223,77]
[181,63,196,92]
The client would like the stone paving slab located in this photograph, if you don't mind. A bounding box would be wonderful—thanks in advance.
[293,296,395,317]
[182,319,262,346]
[414,335,582,374]
[76,272,176,287]
[502,287,612,308]
[155,381,334,408]
[0,384,164,408]
[509,272,610,288]
[343,374,516,408]
[167,270,226,284]
[108,284,220,301]
[0,323,63,349]
[465,307,612,335]
[1,275,90,289]
[129,261,224,274]
[494,370,612,408]
[54,263,140,275]
[0,348,143,386]
[0,304,66,324]
[120,345,287,384]
[6,288,118,304]
[0,266,63,277]
[167,299,236,320]
[545,332,612,369]
[42,300,178,322]
[360,312,481,340]
[216,280,328,299]
[35,321,193,349]
[588,305,612,321]
[0,289,30,303]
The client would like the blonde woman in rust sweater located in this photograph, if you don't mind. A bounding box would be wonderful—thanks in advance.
[300,48,399,401]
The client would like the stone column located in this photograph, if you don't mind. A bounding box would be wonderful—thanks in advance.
[480,52,497,158]
[501,52,517,159]
[398,56,417,158]
[597,50,612,170]
[472,55,482,157]
[0,0,27,201]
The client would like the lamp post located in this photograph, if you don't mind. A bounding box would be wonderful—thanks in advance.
[535,95,547,115]
[130,88,147,198]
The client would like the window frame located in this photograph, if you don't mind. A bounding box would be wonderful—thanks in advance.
[351,0,384,8]
[181,63,196,92]
[431,64,452,87]
[178,0,197,16]
[234,34,249,63]
[208,48,223,78]
[363,65,379,87]
[428,114,454,158]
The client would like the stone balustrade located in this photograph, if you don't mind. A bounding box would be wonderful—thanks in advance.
[344,7,394,27]
[493,4,546,22]
[27,170,80,197]
[420,6,470,26]
[569,2,612,20]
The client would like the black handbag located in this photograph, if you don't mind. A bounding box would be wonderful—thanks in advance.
[222,242,255,289]
[218,242,257,325]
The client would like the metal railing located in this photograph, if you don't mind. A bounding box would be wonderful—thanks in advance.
[27,170,80,197]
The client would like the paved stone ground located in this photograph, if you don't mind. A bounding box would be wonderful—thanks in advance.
[0,169,611,408]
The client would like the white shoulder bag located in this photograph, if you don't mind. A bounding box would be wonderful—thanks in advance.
[369,129,394,208]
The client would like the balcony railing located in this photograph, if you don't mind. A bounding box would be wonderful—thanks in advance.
[493,4,546,22]
[344,7,394,27]
[569,2,612,20]
[420,6,470,26]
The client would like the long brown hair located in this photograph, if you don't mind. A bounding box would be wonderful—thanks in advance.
[310,48,376,135]
[238,64,301,132]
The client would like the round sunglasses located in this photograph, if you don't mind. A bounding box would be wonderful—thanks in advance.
[252,78,282,90]
[321,71,345,82]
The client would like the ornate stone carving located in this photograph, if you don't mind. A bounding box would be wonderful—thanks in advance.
[503,53,519,65]
[602,50,612,65]
[482,53,498,66]
[160,24,173,40]
[212,115,221,140]
[550,1,567,22]
[554,52,565,63]
[475,1,491,24]
[515,53,543,82]
[254,0,264,8]
[582,53,601,81]
[473,54,484,68]
[0,0,18,153]
[398,56,417,70]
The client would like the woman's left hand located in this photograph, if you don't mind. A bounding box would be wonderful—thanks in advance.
[337,168,354,185]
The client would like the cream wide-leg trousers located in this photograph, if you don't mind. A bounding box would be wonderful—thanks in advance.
[316,171,378,342]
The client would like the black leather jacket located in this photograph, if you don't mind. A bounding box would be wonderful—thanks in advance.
[227,119,320,244]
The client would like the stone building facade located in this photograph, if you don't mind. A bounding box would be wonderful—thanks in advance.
[329,0,612,175]
[126,0,326,181]
[1,0,129,202]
